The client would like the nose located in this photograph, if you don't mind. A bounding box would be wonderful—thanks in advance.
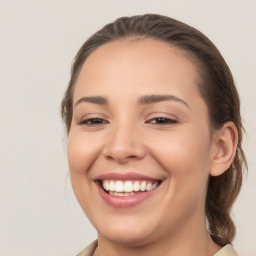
[102,122,146,163]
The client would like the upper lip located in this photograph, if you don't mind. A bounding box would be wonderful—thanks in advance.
[94,172,161,182]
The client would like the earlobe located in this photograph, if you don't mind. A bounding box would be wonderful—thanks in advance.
[210,122,238,177]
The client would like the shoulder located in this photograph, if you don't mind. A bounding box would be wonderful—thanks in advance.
[76,240,98,256]
[214,244,239,256]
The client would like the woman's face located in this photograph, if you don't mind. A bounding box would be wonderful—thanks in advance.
[68,38,216,245]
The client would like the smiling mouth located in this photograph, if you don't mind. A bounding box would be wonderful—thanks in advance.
[99,180,161,196]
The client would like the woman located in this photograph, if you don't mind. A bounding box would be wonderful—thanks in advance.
[61,14,247,256]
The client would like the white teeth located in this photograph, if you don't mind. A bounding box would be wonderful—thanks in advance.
[109,181,115,191]
[146,182,152,191]
[103,180,109,191]
[102,180,159,194]
[124,181,133,192]
[140,181,146,191]
[115,181,124,192]
[133,181,140,191]
[109,191,135,196]
[151,182,157,189]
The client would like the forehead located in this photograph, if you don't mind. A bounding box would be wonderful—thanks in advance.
[73,38,201,102]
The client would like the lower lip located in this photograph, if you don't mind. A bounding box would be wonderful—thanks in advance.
[97,183,159,208]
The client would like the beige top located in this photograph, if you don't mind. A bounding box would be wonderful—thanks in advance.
[77,241,238,256]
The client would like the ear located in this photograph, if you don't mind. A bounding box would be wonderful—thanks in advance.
[210,121,238,177]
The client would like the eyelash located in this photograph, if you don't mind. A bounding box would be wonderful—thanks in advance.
[146,117,178,125]
[78,118,109,126]
[78,117,178,126]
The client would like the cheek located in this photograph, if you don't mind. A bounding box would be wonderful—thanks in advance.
[67,132,102,176]
[67,132,103,205]
[154,130,211,223]
[67,132,102,215]
[155,126,210,170]
[149,127,211,193]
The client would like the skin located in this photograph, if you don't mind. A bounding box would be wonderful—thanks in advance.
[68,38,238,256]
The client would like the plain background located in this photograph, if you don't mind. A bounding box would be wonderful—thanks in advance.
[0,1,255,255]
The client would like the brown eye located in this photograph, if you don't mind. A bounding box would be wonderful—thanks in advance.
[79,118,109,125]
[147,117,178,125]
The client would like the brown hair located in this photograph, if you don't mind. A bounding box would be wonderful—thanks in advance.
[61,14,247,243]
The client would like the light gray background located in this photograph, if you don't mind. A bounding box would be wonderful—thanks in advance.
[0,1,255,255]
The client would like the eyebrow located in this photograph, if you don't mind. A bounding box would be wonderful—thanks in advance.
[74,94,190,109]
[139,95,190,108]
[74,96,108,107]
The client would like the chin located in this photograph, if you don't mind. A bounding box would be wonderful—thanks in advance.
[100,229,153,247]
[95,217,157,246]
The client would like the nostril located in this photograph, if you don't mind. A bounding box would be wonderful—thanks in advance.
[102,132,146,162]
[104,153,142,163]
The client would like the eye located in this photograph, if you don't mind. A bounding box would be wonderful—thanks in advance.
[78,118,109,126]
[146,117,178,125]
